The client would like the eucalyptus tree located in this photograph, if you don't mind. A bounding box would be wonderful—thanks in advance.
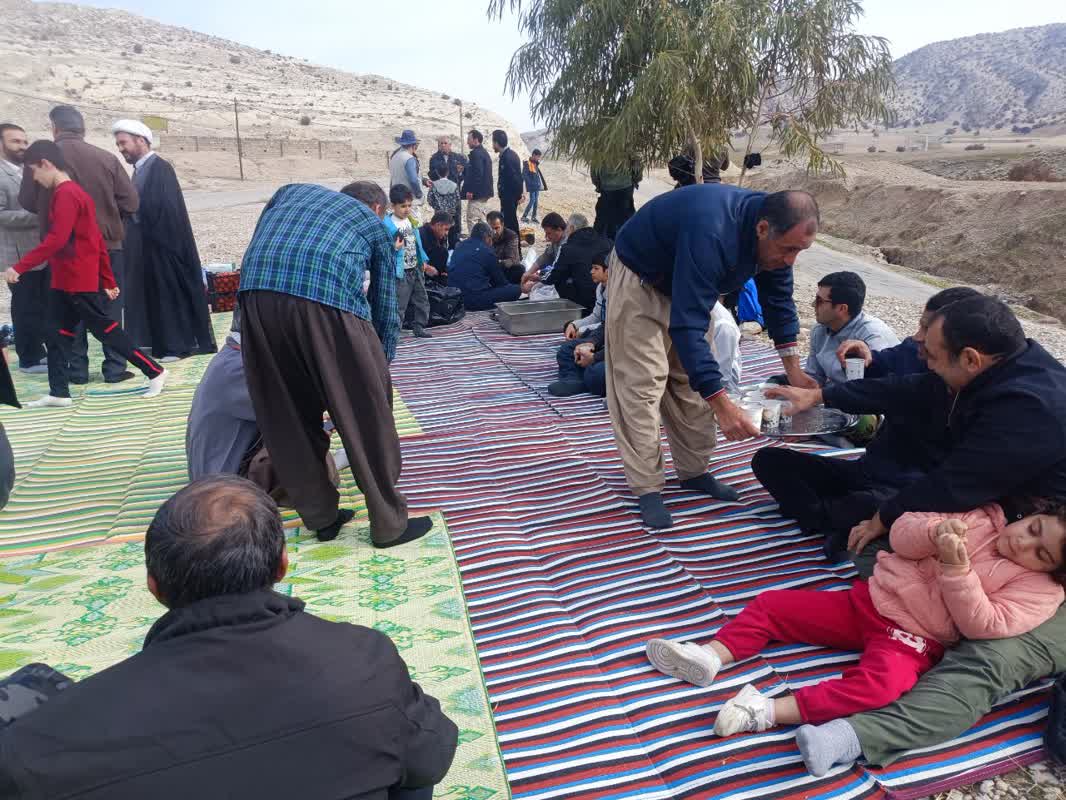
[489,0,895,182]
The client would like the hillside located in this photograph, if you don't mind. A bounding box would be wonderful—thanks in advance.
[889,23,1066,132]
[0,0,526,157]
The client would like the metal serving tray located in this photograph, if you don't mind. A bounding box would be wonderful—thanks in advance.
[763,407,859,439]
[494,299,585,336]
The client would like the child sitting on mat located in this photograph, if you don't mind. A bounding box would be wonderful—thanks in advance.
[646,502,1066,774]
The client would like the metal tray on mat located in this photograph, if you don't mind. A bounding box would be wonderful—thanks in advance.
[494,299,585,336]
[763,407,859,439]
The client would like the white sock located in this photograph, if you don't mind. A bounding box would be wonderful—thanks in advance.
[796,719,862,777]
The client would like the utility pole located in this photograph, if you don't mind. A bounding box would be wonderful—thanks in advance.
[233,97,245,181]
[454,98,464,233]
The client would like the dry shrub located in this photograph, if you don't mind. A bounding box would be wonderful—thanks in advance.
[1007,160,1059,182]
[141,81,153,91]
[964,143,985,151]
[299,115,311,126]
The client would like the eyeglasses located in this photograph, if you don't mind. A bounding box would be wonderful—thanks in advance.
[813,295,833,307]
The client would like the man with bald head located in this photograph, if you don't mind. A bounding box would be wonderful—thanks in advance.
[606,185,820,529]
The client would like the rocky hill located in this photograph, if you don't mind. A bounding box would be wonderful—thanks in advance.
[888,23,1066,132]
[0,0,526,155]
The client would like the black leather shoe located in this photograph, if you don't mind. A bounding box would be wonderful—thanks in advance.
[105,371,136,384]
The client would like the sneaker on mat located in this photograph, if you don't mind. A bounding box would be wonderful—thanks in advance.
[547,380,585,397]
[19,364,48,374]
[143,369,168,398]
[25,395,73,408]
[645,639,721,687]
[714,684,773,736]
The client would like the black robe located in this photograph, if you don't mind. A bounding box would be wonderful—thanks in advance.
[128,155,216,357]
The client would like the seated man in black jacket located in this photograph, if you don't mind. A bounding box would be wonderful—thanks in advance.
[752,286,979,559]
[540,213,612,313]
[419,211,452,285]
[0,476,458,800]
[487,210,523,283]
[448,222,521,311]
[768,294,1066,567]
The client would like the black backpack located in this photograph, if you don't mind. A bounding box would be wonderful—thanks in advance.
[1048,673,1066,763]
[426,283,465,328]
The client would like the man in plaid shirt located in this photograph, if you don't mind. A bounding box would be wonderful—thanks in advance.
[239,181,433,547]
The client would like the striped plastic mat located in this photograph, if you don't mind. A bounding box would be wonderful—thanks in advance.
[391,312,1051,800]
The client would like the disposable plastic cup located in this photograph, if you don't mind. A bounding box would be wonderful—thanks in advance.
[761,400,783,429]
[740,402,764,431]
[845,358,866,380]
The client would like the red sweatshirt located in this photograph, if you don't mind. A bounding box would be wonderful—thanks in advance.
[12,180,116,293]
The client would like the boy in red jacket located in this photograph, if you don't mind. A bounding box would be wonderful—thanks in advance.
[3,140,166,407]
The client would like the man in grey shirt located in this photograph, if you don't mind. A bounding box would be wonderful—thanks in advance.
[805,271,898,385]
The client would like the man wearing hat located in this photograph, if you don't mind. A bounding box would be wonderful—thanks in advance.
[19,105,140,384]
[389,129,424,219]
[113,119,216,362]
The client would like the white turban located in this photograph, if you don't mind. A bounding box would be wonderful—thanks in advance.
[112,119,153,145]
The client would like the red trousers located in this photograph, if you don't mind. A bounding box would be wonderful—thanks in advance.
[714,582,944,723]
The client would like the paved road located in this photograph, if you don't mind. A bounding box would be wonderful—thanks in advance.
[795,243,936,306]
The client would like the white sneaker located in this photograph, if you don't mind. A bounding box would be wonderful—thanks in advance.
[714,684,774,736]
[143,369,168,398]
[159,356,181,363]
[19,365,48,374]
[25,395,73,408]
[645,639,722,687]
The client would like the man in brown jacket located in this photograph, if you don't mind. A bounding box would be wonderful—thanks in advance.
[19,105,140,383]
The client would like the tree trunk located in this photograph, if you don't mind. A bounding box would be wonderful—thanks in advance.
[737,83,770,188]
[688,124,703,184]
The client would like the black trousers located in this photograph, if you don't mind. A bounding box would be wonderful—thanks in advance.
[68,249,127,381]
[593,187,635,240]
[751,447,896,558]
[499,193,521,235]
[46,289,162,398]
[9,267,49,368]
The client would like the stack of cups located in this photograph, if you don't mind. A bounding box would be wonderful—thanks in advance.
[761,399,783,431]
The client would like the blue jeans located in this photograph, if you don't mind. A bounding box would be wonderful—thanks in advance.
[555,337,607,397]
[522,191,540,220]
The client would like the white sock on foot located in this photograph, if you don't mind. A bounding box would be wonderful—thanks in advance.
[796,720,862,776]
[25,395,73,408]
[144,369,168,398]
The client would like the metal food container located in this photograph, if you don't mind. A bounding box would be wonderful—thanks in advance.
[494,300,585,336]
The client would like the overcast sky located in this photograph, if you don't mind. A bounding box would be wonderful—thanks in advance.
[66,0,1064,131]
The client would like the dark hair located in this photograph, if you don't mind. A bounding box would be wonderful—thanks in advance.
[468,129,483,144]
[486,210,504,225]
[145,476,285,608]
[523,232,536,245]
[540,212,566,231]
[925,286,980,313]
[470,221,492,242]
[0,123,25,138]
[23,139,68,172]
[491,129,508,147]
[531,148,542,157]
[429,167,444,180]
[760,190,820,237]
[389,184,414,205]
[340,180,387,210]
[430,211,452,226]
[818,271,866,317]
[932,294,1025,359]
[48,104,85,134]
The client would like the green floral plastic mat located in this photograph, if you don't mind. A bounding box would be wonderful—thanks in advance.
[0,312,421,555]
[0,512,508,800]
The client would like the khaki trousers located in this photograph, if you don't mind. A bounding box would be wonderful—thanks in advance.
[605,251,718,495]
[466,198,489,230]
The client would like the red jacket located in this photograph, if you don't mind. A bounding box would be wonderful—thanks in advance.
[13,180,116,292]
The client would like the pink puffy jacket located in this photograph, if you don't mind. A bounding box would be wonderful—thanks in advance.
[868,505,1064,646]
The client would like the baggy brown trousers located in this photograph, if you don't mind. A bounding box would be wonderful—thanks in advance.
[605,251,718,496]
[241,291,409,543]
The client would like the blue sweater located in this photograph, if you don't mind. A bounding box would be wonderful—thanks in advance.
[614,184,800,397]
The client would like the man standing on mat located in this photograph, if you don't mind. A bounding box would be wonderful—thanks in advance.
[3,141,166,407]
[606,184,819,529]
[238,181,432,547]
